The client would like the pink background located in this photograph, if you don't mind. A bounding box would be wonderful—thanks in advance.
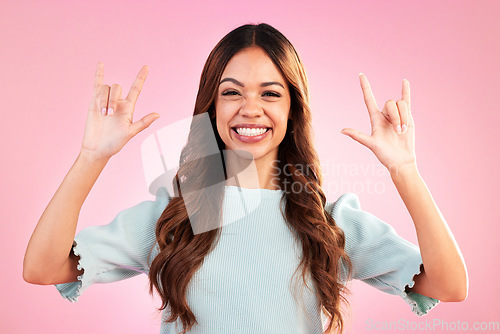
[2,0,499,333]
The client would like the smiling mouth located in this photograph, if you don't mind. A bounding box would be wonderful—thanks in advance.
[231,127,271,137]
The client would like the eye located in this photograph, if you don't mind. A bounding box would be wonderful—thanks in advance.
[221,90,240,96]
[263,91,281,98]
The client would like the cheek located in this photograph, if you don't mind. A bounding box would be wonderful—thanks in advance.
[215,118,226,139]
[215,100,227,121]
[214,106,229,140]
[215,101,236,128]
[275,103,291,129]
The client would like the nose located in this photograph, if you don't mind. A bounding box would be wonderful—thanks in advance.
[239,96,263,118]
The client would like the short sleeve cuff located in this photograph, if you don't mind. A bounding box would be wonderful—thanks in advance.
[54,237,98,302]
[400,257,440,316]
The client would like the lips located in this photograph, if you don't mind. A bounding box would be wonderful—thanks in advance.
[231,123,272,129]
[230,126,271,143]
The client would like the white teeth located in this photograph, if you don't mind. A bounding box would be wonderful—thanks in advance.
[235,127,268,136]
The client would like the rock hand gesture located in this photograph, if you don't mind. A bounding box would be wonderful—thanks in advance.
[81,62,160,161]
[340,73,468,302]
[341,73,415,175]
[23,63,160,285]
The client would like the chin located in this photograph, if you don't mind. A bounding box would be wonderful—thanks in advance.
[227,147,270,161]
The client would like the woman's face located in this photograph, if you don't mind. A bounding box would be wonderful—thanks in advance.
[215,46,291,163]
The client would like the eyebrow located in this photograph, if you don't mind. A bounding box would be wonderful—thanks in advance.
[219,77,284,89]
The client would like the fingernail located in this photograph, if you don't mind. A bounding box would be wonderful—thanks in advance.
[102,108,106,115]
[396,124,402,134]
[108,108,113,116]
[402,124,407,133]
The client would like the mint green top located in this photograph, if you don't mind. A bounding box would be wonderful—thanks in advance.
[55,186,439,333]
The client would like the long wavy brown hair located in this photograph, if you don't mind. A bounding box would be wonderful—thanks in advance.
[148,23,352,333]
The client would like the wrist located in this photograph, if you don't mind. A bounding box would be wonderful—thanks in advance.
[78,148,110,165]
[388,162,419,180]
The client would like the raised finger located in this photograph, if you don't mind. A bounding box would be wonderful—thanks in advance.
[125,65,149,105]
[107,84,122,116]
[89,63,104,111]
[397,99,408,133]
[359,73,379,116]
[93,62,104,95]
[402,79,411,112]
[100,85,110,116]
[382,100,402,134]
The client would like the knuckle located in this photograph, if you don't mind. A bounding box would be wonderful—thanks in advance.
[130,85,141,94]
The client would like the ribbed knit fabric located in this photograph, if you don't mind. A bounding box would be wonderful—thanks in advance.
[55,186,439,333]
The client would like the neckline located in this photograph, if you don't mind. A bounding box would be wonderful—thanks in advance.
[224,185,284,198]
[225,185,283,192]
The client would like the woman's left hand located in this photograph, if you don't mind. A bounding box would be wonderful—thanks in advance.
[341,74,416,174]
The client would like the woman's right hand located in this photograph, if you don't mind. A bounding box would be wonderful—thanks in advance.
[81,62,160,160]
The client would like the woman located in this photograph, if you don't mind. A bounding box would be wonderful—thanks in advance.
[23,23,467,333]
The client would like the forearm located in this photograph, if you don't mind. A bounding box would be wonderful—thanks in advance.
[390,164,468,301]
[23,149,109,283]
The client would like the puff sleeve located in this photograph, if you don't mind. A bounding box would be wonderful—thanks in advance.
[54,187,171,302]
[327,193,440,316]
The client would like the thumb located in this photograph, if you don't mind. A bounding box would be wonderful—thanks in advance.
[340,128,372,148]
[130,113,160,137]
